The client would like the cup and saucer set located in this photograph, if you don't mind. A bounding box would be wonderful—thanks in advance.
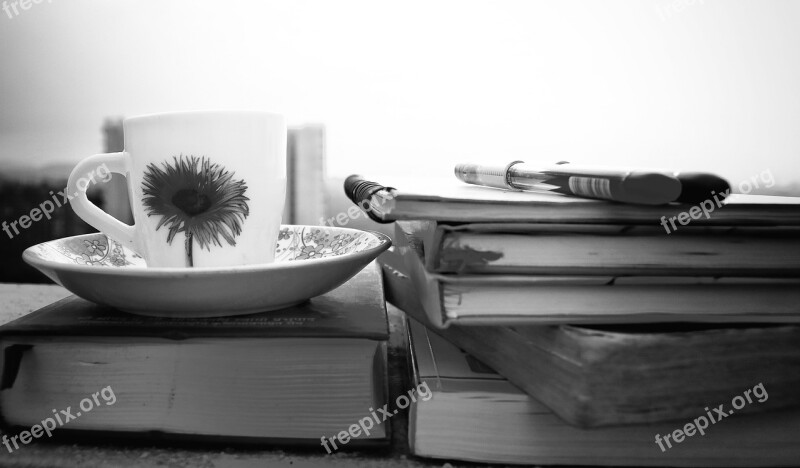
[23,111,391,317]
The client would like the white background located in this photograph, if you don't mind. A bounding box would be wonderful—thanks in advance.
[1,0,798,192]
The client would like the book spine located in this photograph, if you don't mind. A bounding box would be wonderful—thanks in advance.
[392,224,447,328]
[426,224,445,272]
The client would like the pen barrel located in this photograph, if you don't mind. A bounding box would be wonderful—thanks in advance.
[455,162,685,205]
[454,163,518,190]
[509,164,682,205]
[604,172,681,205]
[508,164,681,205]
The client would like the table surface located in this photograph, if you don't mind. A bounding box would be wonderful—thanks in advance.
[0,283,474,468]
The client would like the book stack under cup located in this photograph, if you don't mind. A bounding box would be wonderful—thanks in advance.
[0,264,391,447]
[347,175,800,466]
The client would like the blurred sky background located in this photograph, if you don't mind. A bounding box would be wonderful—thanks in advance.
[1,0,799,190]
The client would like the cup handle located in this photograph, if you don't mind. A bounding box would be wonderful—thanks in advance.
[67,152,137,251]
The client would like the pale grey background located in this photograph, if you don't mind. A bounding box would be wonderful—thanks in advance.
[1,0,799,191]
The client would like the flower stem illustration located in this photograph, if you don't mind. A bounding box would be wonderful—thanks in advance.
[141,155,250,267]
[185,233,194,267]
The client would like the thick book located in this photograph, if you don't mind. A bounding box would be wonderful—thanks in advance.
[345,175,800,224]
[0,264,389,445]
[393,223,800,327]
[382,248,800,427]
[405,316,800,466]
[400,220,800,276]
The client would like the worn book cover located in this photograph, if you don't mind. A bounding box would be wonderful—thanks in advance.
[0,264,390,446]
[399,220,800,276]
[382,248,800,427]
[393,222,800,327]
[405,315,800,466]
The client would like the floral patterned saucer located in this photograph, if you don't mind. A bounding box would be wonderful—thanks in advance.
[23,225,391,317]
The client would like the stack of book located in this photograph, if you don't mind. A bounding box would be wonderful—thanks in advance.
[348,175,800,466]
[0,264,390,447]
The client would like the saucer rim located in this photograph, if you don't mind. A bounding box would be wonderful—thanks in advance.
[23,225,392,277]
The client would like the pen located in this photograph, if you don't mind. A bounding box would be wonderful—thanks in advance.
[454,161,730,206]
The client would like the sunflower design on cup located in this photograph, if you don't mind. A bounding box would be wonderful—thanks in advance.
[141,155,250,267]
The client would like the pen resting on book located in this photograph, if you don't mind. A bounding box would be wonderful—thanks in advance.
[455,161,730,206]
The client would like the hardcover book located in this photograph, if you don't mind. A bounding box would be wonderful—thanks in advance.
[394,223,800,327]
[399,220,800,276]
[382,248,800,427]
[0,264,389,445]
[405,316,800,466]
[345,175,800,224]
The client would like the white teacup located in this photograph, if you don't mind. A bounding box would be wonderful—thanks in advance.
[67,110,286,268]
